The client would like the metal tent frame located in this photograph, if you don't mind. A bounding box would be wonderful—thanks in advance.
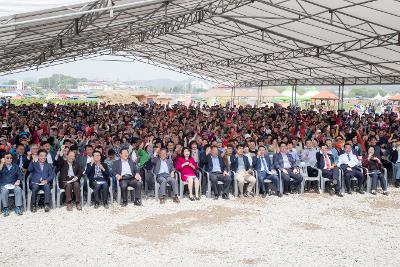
[1,0,400,106]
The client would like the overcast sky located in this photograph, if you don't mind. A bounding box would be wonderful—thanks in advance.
[1,55,194,81]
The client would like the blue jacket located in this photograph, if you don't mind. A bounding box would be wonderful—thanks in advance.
[230,155,250,172]
[27,161,54,187]
[273,153,296,170]
[0,163,24,187]
[253,155,274,172]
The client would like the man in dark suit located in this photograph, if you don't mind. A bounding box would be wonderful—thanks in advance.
[273,142,303,194]
[317,144,343,197]
[152,148,179,204]
[86,150,111,208]
[203,145,231,200]
[253,145,282,197]
[77,144,94,173]
[27,149,54,212]
[0,153,24,216]
[55,147,83,211]
[113,148,142,207]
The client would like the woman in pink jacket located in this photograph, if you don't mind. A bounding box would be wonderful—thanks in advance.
[176,147,199,201]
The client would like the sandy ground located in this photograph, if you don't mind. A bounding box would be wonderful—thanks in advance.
[1,189,400,267]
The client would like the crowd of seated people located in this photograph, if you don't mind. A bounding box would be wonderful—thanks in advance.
[0,101,398,217]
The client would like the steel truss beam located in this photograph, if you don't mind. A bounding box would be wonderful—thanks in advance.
[182,33,400,71]
[235,75,400,87]
[0,0,253,73]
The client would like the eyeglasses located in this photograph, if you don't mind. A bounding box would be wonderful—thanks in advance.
[4,156,11,159]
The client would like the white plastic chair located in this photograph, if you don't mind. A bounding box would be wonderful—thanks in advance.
[154,171,177,200]
[177,171,202,199]
[233,170,256,197]
[26,174,56,211]
[365,167,387,193]
[87,175,113,205]
[254,170,277,196]
[320,168,343,193]
[340,167,363,193]
[55,173,84,208]
[0,184,26,211]
[201,169,225,198]
[299,163,321,194]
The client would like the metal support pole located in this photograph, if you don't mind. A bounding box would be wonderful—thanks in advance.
[230,87,233,108]
[294,84,297,107]
[291,85,294,106]
[341,84,345,110]
[233,86,236,107]
[260,83,263,106]
[338,85,342,111]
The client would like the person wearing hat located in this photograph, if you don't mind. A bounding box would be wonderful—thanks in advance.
[0,153,24,216]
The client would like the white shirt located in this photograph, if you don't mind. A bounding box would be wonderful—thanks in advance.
[282,154,291,169]
[302,148,317,167]
[46,153,53,164]
[159,159,169,174]
[121,160,132,176]
[131,150,137,162]
[338,152,360,168]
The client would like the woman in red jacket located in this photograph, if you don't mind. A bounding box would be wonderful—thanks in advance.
[176,147,199,201]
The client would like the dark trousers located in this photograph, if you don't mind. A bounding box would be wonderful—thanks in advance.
[31,183,51,206]
[281,169,303,193]
[145,171,155,191]
[119,179,142,203]
[322,168,341,193]
[210,172,231,196]
[90,181,109,204]
[258,170,280,193]
[63,181,81,204]
[343,167,365,192]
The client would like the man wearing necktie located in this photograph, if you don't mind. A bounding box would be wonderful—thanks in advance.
[338,144,365,194]
[253,146,281,197]
[317,144,343,197]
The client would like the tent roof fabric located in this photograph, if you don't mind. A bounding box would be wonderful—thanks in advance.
[302,90,320,98]
[311,91,339,100]
[204,87,281,97]
[1,0,400,87]
[388,94,400,101]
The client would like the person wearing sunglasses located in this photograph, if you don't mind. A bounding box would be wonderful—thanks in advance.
[0,153,24,216]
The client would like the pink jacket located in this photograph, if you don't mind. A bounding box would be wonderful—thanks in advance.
[175,157,198,182]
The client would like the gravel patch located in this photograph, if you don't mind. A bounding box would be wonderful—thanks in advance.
[1,188,400,266]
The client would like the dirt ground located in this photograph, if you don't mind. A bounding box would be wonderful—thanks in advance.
[1,189,400,266]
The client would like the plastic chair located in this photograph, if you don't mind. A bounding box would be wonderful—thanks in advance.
[253,170,275,196]
[340,167,363,193]
[154,171,176,200]
[87,175,113,206]
[26,174,56,211]
[299,163,321,194]
[0,183,26,212]
[55,173,84,208]
[202,170,226,198]
[320,168,343,193]
[116,179,136,204]
[365,167,387,193]
[233,170,257,197]
[177,171,202,199]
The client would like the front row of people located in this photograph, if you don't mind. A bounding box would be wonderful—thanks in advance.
[0,142,389,216]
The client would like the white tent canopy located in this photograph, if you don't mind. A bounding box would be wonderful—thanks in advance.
[1,0,400,87]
